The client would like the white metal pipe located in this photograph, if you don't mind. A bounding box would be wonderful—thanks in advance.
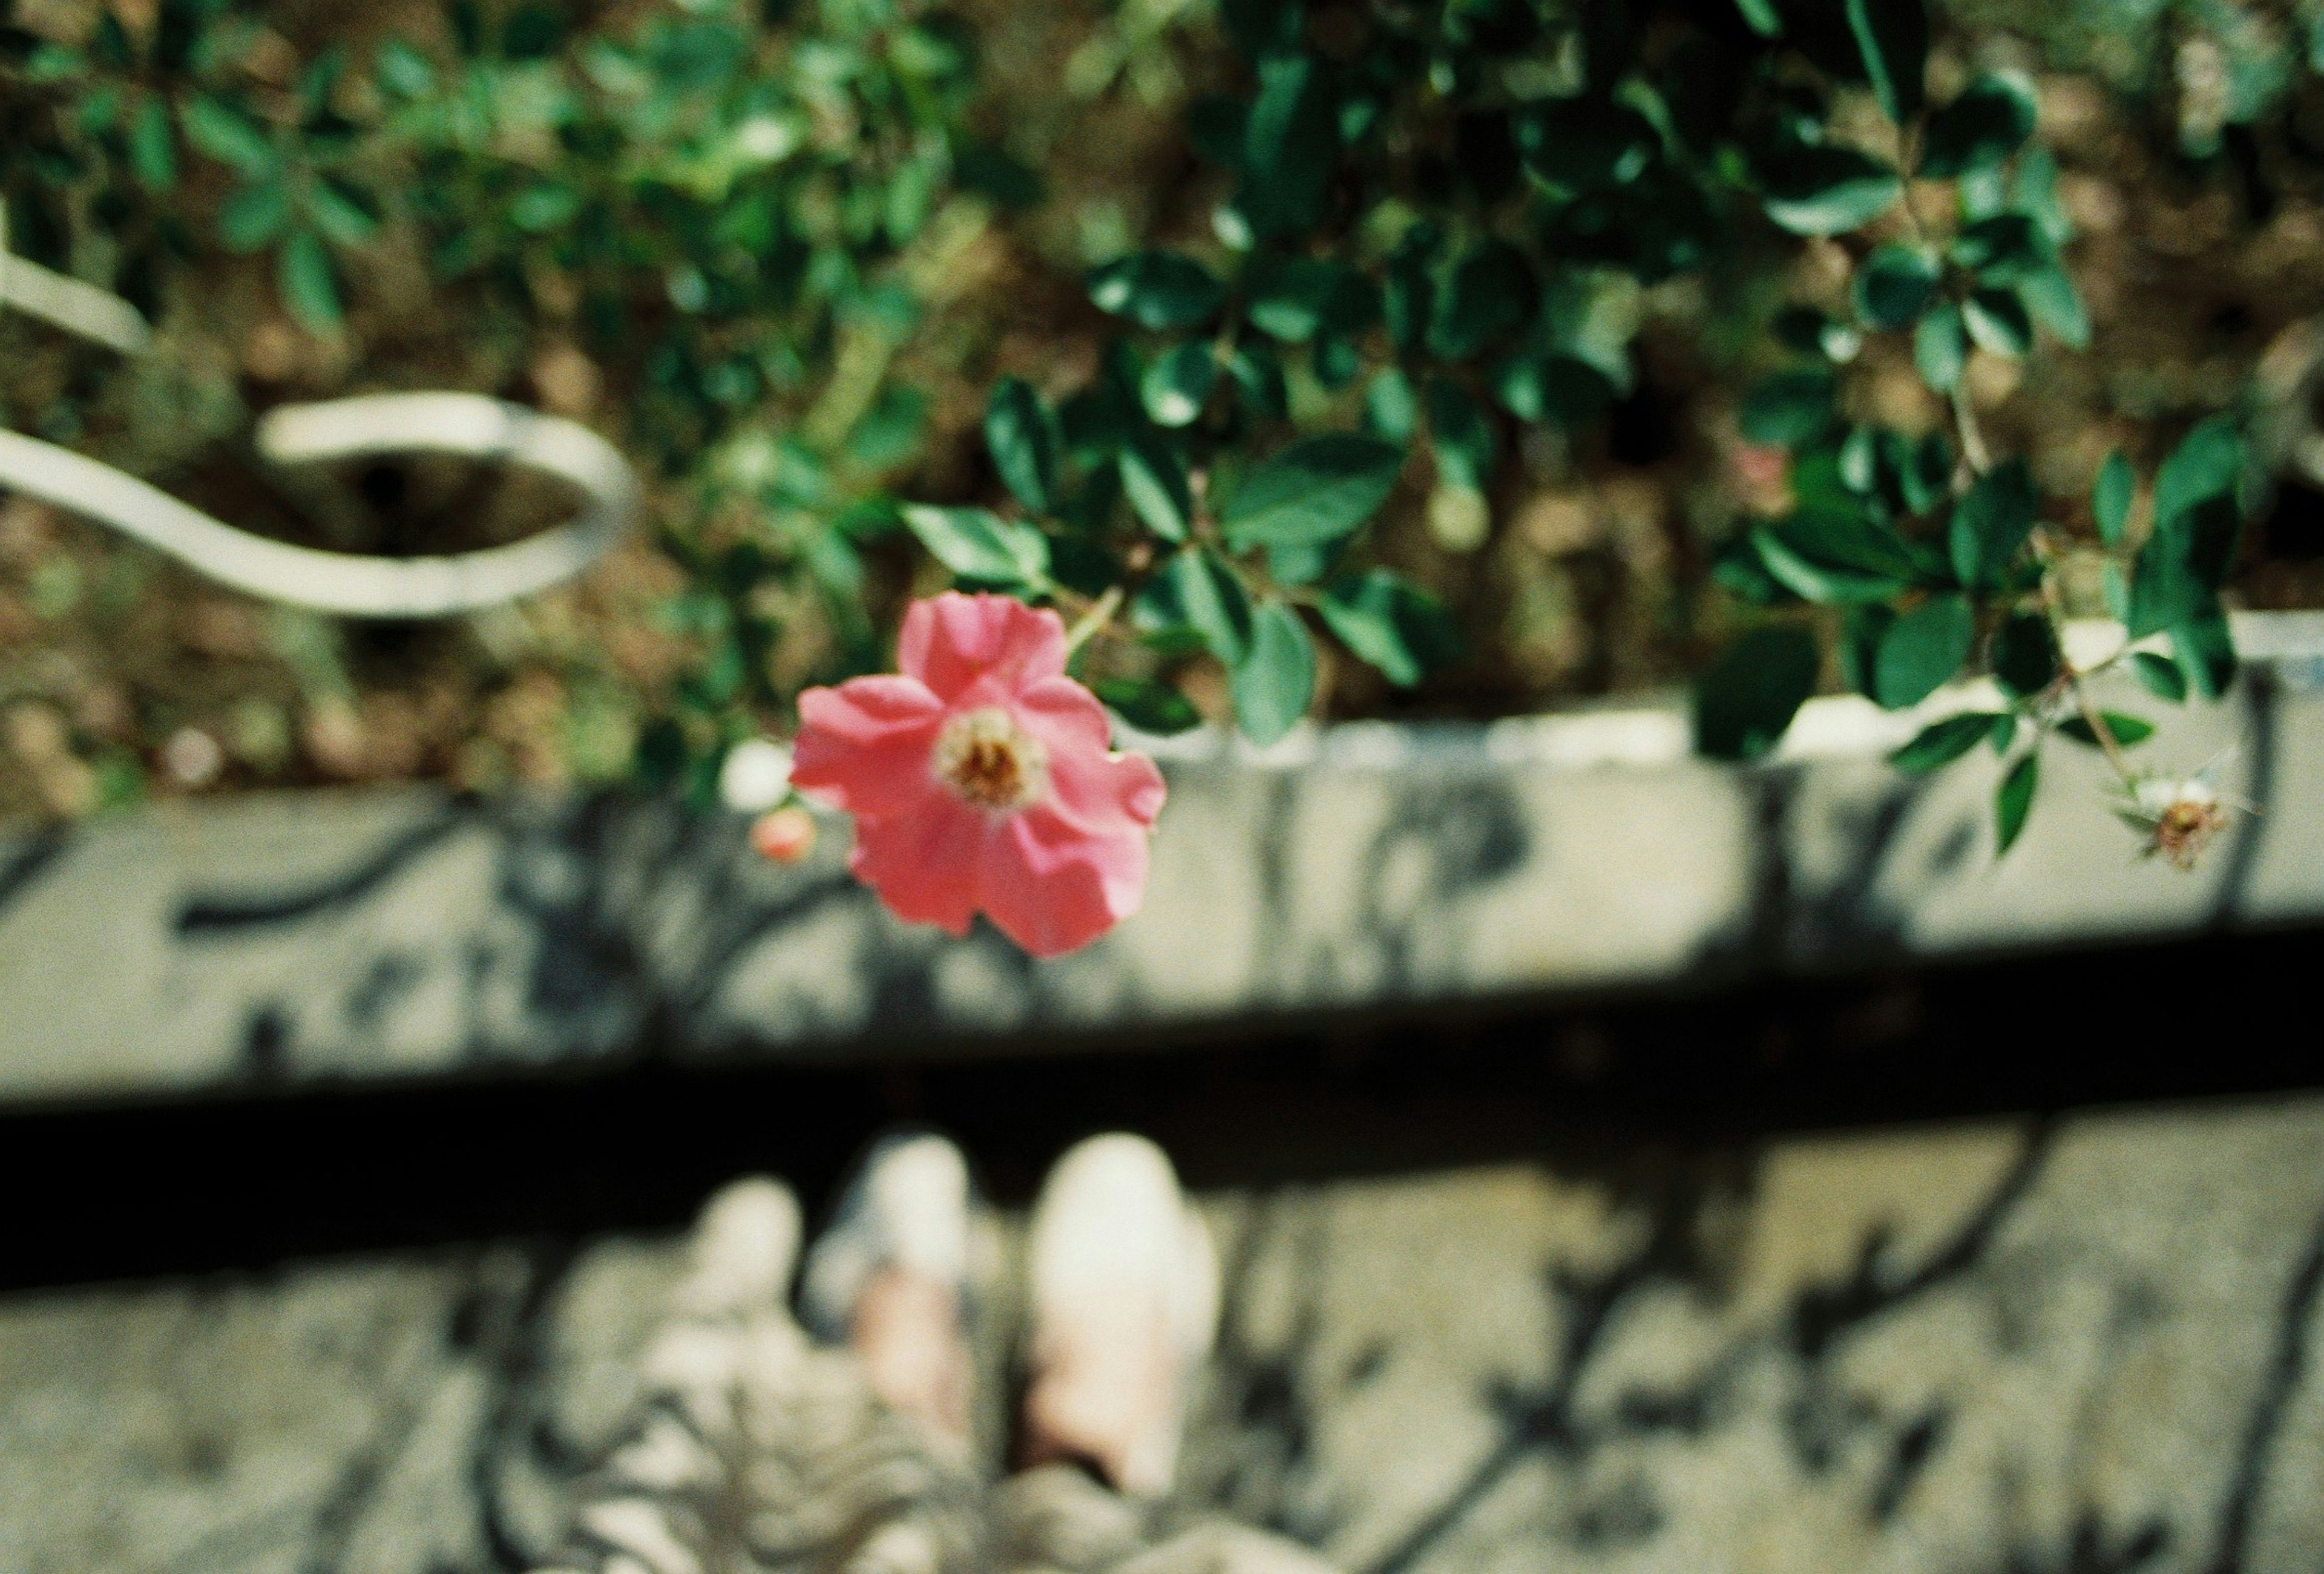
[2,234,637,617]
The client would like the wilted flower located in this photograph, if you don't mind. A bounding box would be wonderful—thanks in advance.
[790,592,1166,958]
[2116,766,2245,869]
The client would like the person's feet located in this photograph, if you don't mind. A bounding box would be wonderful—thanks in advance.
[800,1132,979,1457]
[1020,1133,1219,1499]
[672,1173,801,1319]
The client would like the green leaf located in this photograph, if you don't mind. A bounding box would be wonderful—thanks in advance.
[1232,601,1316,746]
[1733,0,1782,39]
[1249,266,1331,342]
[1914,301,1967,392]
[1761,145,1902,235]
[1141,341,1219,428]
[1853,243,1940,329]
[1846,0,1927,124]
[1840,603,1895,695]
[956,143,1044,208]
[1168,546,1253,666]
[180,95,276,175]
[1425,378,1495,491]
[1963,288,2032,356]
[2153,413,2244,530]
[1694,625,1820,761]
[91,10,133,69]
[1241,51,1338,238]
[985,376,1061,515]
[1776,306,1860,362]
[1740,368,1837,447]
[1517,101,1661,196]
[1751,503,1922,603]
[130,98,177,191]
[1920,71,2038,177]
[1317,570,1463,687]
[1312,332,1362,390]
[507,184,581,233]
[1220,434,1405,551]
[2127,496,2239,637]
[2171,607,2239,699]
[23,41,88,83]
[78,84,123,141]
[1118,430,1193,543]
[1873,592,1974,709]
[2093,450,2133,546]
[1428,241,1536,362]
[2059,711,2155,749]
[901,505,1051,586]
[1228,342,1290,421]
[2014,146,2073,243]
[1268,541,1330,586]
[1891,710,2004,775]
[1247,259,1374,343]
[277,231,343,333]
[1088,251,1224,331]
[1955,165,2008,223]
[1948,214,2049,283]
[217,180,290,252]
[309,178,379,247]
[1221,0,1303,61]
[1382,226,1440,352]
[2131,649,2188,703]
[1493,353,1617,429]
[1898,430,1955,514]
[1991,610,2059,697]
[2017,264,2089,347]
[1994,747,2039,853]
[1948,457,2037,588]
[844,387,927,471]
[1093,677,1203,735]
[1989,712,2019,752]
[376,38,439,98]
[1364,366,1420,442]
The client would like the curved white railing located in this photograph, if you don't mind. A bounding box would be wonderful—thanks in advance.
[0,241,636,618]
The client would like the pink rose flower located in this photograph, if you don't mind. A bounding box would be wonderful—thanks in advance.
[791,592,1167,958]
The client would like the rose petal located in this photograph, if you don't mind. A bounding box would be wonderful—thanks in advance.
[976,807,1150,957]
[899,592,1067,703]
[849,792,990,937]
[791,676,945,818]
[1013,675,1115,757]
[1042,747,1166,838]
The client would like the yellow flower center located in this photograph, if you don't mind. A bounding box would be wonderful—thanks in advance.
[2153,797,2227,868]
[933,707,1048,812]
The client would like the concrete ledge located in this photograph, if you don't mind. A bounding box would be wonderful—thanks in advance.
[3,613,2321,1106]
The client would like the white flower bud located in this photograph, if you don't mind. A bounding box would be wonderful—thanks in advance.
[718,738,793,813]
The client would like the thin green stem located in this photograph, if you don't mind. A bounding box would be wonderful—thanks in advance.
[1948,383,1994,475]
[2034,541,2138,787]
[1063,585,1123,660]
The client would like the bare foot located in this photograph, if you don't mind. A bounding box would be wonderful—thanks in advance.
[1021,1299,1178,1490]
[1019,1135,1218,1498]
[801,1134,979,1458]
[852,1265,973,1454]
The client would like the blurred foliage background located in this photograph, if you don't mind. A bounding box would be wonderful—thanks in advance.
[5,0,2324,820]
